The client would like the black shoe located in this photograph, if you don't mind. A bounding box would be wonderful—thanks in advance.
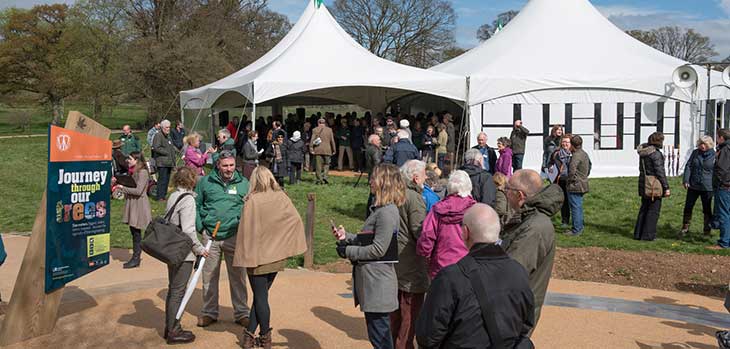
[123,258,140,269]
[166,329,195,345]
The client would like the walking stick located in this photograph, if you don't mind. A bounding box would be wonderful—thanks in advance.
[176,221,220,320]
[353,170,365,188]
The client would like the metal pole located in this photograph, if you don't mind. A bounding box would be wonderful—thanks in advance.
[707,64,714,139]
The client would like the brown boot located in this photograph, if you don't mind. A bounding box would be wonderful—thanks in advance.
[242,329,256,349]
[258,328,273,349]
[166,328,195,345]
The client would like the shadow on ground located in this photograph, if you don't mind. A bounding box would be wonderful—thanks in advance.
[311,306,367,341]
[277,329,322,349]
[643,296,711,312]
[636,340,716,349]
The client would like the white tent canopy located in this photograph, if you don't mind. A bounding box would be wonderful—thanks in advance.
[180,1,466,113]
[432,0,730,177]
[432,0,730,106]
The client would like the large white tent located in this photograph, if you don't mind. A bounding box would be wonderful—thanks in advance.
[433,0,730,177]
[180,1,466,119]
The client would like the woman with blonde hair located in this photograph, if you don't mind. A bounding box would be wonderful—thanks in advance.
[680,135,716,238]
[162,166,208,344]
[332,164,405,349]
[183,132,216,176]
[492,172,510,221]
[234,166,307,349]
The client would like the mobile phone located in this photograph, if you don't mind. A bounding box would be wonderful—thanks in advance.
[329,219,337,230]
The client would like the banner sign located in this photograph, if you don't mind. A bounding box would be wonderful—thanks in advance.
[45,125,112,293]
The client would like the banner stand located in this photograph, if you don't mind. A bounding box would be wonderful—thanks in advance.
[0,112,110,346]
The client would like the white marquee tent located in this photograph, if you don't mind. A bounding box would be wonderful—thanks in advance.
[433,0,730,177]
[180,1,466,121]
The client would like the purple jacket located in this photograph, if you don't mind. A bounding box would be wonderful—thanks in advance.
[416,194,476,279]
[496,147,513,178]
[184,146,209,176]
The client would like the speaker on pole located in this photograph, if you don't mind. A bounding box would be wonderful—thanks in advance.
[672,65,699,89]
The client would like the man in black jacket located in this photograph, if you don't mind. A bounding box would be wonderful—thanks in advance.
[416,203,535,349]
[460,149,497,206]
[473,132,498,174]
[713,129,730,249]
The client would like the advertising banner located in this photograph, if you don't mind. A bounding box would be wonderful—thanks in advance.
[45,125,112,293]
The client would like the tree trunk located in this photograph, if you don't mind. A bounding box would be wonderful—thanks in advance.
[50,96,63,125]
[92,95,102,119]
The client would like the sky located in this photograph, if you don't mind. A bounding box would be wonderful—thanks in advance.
[3,0,729,59]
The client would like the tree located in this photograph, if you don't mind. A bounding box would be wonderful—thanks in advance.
[121,0,291,123]
[332,0,456,68]
[627,26,718,62]
[477,10,518,42]
[0,5,86,124]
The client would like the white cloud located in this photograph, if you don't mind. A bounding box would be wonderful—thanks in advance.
[0,0,74,9]
[720,0,730,16]
[595,4,664,18]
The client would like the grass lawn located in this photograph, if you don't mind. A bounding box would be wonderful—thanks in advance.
[2,135,729,266]
[0,102,148,136]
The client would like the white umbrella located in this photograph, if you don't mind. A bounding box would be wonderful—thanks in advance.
[176,221,220,320]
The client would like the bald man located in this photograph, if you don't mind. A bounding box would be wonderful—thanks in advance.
[501,169,564,331]
[119,125,141,156]
[416,204,534,348]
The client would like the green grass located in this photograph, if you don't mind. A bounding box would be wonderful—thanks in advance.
[0,102,148,135]
[2,136,730,266]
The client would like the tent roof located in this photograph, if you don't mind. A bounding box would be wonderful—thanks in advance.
[432,0,730,105]
[180,1,466,110]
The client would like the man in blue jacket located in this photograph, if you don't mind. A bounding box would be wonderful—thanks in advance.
[384,130,419,167]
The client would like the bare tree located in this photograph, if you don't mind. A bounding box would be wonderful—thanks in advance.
[332,0,456,68]
[476,10,518,42]
[628,26,718,62]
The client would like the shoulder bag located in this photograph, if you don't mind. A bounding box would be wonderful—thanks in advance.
[642,159,662,200]
[141,193,194,265]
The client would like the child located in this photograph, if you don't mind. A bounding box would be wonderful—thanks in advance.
[287,131,305,184]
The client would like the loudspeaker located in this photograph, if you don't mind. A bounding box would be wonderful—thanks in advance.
[672,65,698,89]
[218,110,229,127]
[722,66,730,86]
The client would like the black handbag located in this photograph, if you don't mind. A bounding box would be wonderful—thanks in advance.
[141,193,194,265]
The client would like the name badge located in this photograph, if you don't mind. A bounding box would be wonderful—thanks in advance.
[228,186,237,195]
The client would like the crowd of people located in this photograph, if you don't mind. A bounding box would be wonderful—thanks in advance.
[106,108,730,347]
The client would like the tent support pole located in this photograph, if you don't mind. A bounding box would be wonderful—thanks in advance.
[253,103,257,121]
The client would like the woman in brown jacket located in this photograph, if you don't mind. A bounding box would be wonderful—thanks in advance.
[117,151,152,269]
[234,166,307,349]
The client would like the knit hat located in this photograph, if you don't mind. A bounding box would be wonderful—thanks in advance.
[291,131,301,142]
[400,119,410,128]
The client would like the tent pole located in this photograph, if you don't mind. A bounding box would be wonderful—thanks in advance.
[253,103,257,121]
[455,77,471,168]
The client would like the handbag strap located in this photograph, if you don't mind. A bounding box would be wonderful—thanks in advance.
[458,255,506,349]
[164,192,193,221]
[641,158,658,200]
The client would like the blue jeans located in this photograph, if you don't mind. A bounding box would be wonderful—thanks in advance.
[568,193,584,234]
[365,312,393,349]
[716,189,730,248]
[512,153,524,171]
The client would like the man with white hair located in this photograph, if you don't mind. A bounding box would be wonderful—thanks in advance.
[392,160,428,349]
[416,204,535,348]
[460,149,497,206]
[213,128,236,163]
[152,119,176,201]
[502,169,563,331]
[384,130,419,167]
[399,119,413,143]
[472,132,497,174]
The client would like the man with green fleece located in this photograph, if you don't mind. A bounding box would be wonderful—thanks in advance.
[195,151,250,328]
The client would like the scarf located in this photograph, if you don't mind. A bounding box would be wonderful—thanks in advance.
[274,143,282,162]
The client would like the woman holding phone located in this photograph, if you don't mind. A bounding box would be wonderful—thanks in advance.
[332,164,405,349]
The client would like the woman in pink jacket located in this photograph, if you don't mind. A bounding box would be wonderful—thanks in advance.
[495,137,514,178]
[417,170,476,279]
[183,132,215,176]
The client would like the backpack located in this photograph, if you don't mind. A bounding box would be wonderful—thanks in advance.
[141,193,194,265]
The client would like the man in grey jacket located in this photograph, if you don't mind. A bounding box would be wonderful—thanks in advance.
[510,120,530,171]
[393,160,428,349]
[152,119,176,201]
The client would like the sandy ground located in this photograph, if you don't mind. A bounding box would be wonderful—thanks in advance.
[0,234,726,348]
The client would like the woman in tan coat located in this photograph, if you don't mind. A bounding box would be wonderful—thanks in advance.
[117,151,152,269]
[234,166,307,349]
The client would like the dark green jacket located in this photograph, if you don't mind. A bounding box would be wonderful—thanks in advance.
[336,128,351,147]
[396,181,429,293]
[119,133,141,156]
[151,132,176,167]
[501,184,562,326]
[212,138,237,163]
[510,126,530,154]
[567,149,590,193]
[194,169,249,240]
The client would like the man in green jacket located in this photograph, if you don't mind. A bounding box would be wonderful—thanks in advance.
[566,135,591,236]
[502,169,563,332]
[119,125,141,156]
[510,120,530,171]
[394,160,429,348]
[195,152,250,328]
